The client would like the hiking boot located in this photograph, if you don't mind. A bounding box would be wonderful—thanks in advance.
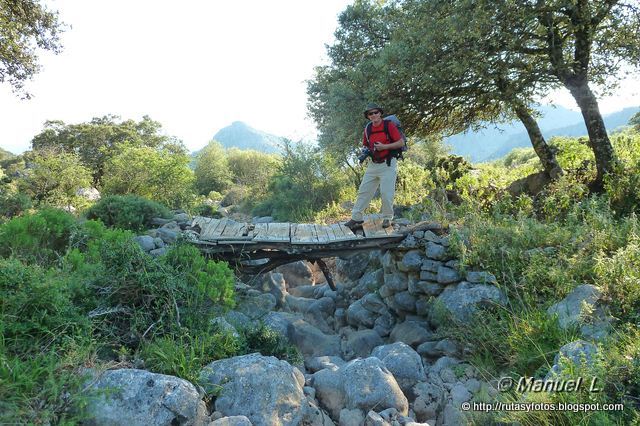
[382,219,392,228]
[344,219,364,230]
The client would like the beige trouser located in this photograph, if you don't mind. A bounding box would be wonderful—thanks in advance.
[351,157,398,221]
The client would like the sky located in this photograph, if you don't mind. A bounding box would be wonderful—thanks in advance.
[1,0,639,155]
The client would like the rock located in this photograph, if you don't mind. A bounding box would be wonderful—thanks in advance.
[134,235,156,252]
[236,292,277,320]
[436,266,461,285]
[173,212,190,223]
[412,382,445,422]
[305,356,346,373]
[199,354,308,426]
[346,299,377,328]
[343,329,384,360]
[224,310,252,330]
[465,271,497,284]
[380,251,395,273]
[287,284,317,298]
[149,247,168,257]
[336,252,371,282]
[151,217,172,226]
[156,227,179,244]
[434,282,507,324]
[373,313,396,338]
[547,284,612,340]
[85,369,207,426]
[384,272,409,292]
[312,358,409,419]
[361,293,388,315]
[399,234,419,249]
[209,416,253,426]
[449,383,472,405]
[441,402,465,426]
[264,312,341,358]
[394,291,417,313]
[263,272,288,309]
[365,410,390,426]
[412,281,443,297]
[76,187,101,201]
[153,237,165,248]
[399,251,423,273]
[275,261,315,287]
[419,271,437,281]
[420,259,442,273]
[371,342,427,397]
[339,408,366,426]
[425,242,447,261]
[211,317,240,338]
[161,220,180,231]
[546,340,599,379]
[353,269,385,299]
[390,321,433,347]
[416,339,459,358]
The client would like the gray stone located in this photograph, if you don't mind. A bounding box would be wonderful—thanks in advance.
[412,280,443,296]
[412,382,445,423]
[380,251,395,273]
[161,220,180,231]
[264,312,341,358]
[153,237,165,248]
[450,383,472,405]
[275,261,314,287]
[339,408,366,426]
[546,340,599,379]
[373,313,396,338]
[419,271,437,281]
[371,342,427,397]
[425,242,447,260]
[441,402,464,426]
[312,368,345,419]
[413,231,425,239]
[85,369,207,426]
[420,259,442,273]
[336,252,371,282]
[76,187,101,201]
[353,269,385,299]
[422,231,441,243]
[547,284,612,340]
[399,251,423,273]
[434,282,507,324]
[150,217,172,226]
[211,317,240,338]
[133,235,156,252]
[361,293,388,315]
[384,272,409,292]
[379,284,395,299]
[465,271,497,284]
[209,417,253,426]
[394,291,417,313]
[365,411,390,426]
[253,216,274,223]
[399,234,419,249]
[417,339,459,358]
[287,284,317,298]
[346,299,377,328]
[224,310,252,330]
[343,329,384,360]
[173,212,190,223]
[415,298,430,317]
[156,227,179,244]
[149,247,168,257]
[305,356,346,373]
[436,266,461,285]
[390,321,433,347]
[263,272,287,309]
[236,292,277,320]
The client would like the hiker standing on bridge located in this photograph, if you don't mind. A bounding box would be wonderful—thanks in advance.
[344,103,405,231]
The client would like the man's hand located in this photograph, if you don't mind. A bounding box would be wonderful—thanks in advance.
[373,142,386,151]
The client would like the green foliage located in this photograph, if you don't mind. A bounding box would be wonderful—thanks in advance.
[253,142,346,221]
[395,159,435,206]
[193,140,233,195]
[240,323,303,366]
[101,143,195,208]
[0,0,64,97]
[31,115,185,184]
[0,208,77,265]
[17,148,93,209]
[0,189,32,220]
[630,111,640,132]
[85,194,171,232]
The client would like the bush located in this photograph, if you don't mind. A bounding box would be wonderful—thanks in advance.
[85,194,171,232]
[0,208,77,265]
[0,190,32,220]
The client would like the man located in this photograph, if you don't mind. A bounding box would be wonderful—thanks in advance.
[344,103,405,231]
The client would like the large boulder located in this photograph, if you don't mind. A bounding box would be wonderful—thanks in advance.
[336,252,371,282]
[264,312,341,358]
[433,282,507,324]
[84,369,208,426]
[275,261,314,287]
[342,329,384,360]
[371,342,427,397]
[311,357,409,419]
[545,340,599,380]
[200,353,328,426]
[389,320,433,348]
[547,284,612,340]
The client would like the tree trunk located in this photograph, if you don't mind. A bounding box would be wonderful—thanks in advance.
[567,81,617,188]
[513,103,563,179]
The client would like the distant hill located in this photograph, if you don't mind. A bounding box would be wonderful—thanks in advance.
[447,105,640,162]
[211,121,285,154]
[0,146,15,163]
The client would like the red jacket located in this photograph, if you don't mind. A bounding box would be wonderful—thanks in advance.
[363,120,402,162]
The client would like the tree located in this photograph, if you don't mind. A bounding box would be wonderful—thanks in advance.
[193,140,233,195]
[0,0,64,97]
[629,111,640,132]
[31,115,185,185]
[225,148,280,195]
[101,143,195,208]
[17,147,92,208]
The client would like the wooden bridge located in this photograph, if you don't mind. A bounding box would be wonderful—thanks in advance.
[188,216,443,290]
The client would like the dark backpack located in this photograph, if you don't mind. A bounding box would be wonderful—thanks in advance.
[364,114,408,165]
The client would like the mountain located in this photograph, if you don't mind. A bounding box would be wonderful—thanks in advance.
[447,105,640,162]
[211,121,285,154]
[0,146,15,163]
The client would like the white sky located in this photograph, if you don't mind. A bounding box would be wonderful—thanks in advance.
[1,0,639,155]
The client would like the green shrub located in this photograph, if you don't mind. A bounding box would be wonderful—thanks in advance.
[240,323,303,366]
[85,194,171,232]
[0,190,32,220]
[0,208,77,265]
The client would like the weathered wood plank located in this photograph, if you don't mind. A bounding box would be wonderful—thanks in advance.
[251,223,269,240]
[254,223,290,242]
[291,223,311,243]
[201,218,223,240]
[207,218,232,240]
[220,221,244,239]
[315,224,332,243]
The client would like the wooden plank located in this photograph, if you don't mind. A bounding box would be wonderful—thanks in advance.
[191,216,211,229]
[220,221,244,239]
[321,224,338,242]
[332,223,360,241]
[203,218,229,240]
[362,217,387,238]
[200,218,222,240]
[293,224,316,244]
[254,223,290,242]
[251,223,268,240]
[315,224,332,244]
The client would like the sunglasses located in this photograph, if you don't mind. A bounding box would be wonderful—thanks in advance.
[367,110,381,116]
